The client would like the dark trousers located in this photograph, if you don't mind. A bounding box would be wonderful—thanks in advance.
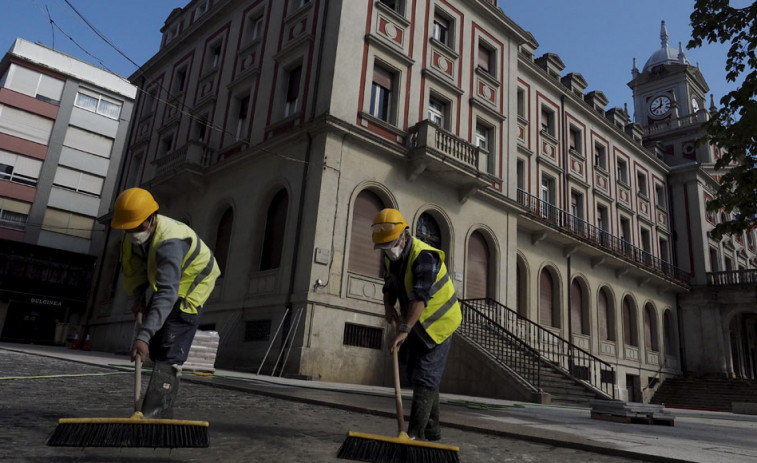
[401,331,452,389]
[148,299,203,365]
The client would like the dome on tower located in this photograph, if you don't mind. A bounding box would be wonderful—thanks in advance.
[643,20,690,72]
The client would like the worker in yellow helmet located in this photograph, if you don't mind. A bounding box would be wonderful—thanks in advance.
[111,187,220,418]
[372,208,461,442]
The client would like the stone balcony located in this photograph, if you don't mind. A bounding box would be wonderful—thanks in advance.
[407,120,501,202]
[153,140,216,178]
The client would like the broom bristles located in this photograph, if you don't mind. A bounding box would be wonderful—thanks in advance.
[46,417,209,448]
[337,431,459,463]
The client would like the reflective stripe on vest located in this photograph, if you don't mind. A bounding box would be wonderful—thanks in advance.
[386,238,461,344]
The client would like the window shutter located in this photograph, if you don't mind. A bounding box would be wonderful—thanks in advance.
[478,45,490,72]
[465,232,488,299]
[539,270,553,327]
[348,191,384,278]
[373,65,393,90]
[598,289,609,341]
[261,190,288,271]
[570,280,582,334]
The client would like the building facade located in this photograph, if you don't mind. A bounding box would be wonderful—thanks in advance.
[87,0,755,402]
[0,39,136,345]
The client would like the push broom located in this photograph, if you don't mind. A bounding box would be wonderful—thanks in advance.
[337,323,459,463]
[47,313,209,448]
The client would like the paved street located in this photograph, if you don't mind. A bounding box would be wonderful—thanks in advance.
[0,347,644,463]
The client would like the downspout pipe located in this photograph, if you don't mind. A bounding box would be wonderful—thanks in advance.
[561,95,573,356]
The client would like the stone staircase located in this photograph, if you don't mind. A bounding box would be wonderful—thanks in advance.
[650,377,757,411]
[458,316,608,406]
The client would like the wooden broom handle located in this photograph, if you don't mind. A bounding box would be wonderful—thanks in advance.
[135,312,142,413]
[391,320,405,434]
[393,346,405,434]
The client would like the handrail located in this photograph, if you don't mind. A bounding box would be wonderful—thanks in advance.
[462,298,616,399]
[517,189,690,285]
[458,299,543,392]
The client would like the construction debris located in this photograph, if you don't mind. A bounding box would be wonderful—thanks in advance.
[182,330,219,374]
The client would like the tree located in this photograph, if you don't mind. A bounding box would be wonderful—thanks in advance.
[688,1,757,240]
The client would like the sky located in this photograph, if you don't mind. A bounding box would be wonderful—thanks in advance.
[0,0,742,122]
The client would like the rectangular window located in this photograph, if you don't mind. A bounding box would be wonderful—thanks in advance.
[475,123,490,152]
[655,184,666,209]
[159,135,173,157]
[0,197,31,230]
[53,166,104,196]
[617,159,628,184]
[0,104,54,145]
[477,43,493,75]
[428,96,446,128]
[640,228,652,264]
[236,95,250,140]
[207,42,222,71]
[370,64,394,123]
[0,150,42,186]
[540,106,555,137]
[569,126,582,153]
[75,89,123,119]
[597,205,609,245]
[594,143,607,169]
[659,237,670,263]
[284,65,302,117]
[63,126,114,158]
[194,113,209,142]
[516,159,525,190]
[637,172,648,196]
[42,208,94,239]
[343,323,383,350]
[517,88,525,119]
[432,14,450,46]
[173,67,188,94]
[2,64,64,104]
[248,15,264,42]
[620,217,632,253]
[379,0,403,14]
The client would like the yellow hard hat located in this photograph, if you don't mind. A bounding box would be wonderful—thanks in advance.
[111,188,159,230]
[372,208,408,248]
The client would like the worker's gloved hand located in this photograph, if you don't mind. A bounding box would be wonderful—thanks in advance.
[131,339,149,362]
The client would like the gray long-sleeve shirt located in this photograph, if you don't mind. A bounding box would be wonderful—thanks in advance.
[131,235,191,343]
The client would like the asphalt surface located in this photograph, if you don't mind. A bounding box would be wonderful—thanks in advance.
[2,343,757,462]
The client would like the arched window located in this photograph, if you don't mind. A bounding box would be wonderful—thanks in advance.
[598,287,614,341]
[215,207,233,276]
[539,268,559,328]
[466,231,489,299]
[260,189,288,271]
[415,212,442,249]
[622,296,638,347]
[348,190,384,278]
[570,279,587,335]
[643,303,659,351]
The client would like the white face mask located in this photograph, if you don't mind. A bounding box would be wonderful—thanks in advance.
[385,242,404,261]
[129,229,152,245]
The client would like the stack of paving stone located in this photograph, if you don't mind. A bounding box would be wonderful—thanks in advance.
[590,399,674,426]
[182,330,219,374]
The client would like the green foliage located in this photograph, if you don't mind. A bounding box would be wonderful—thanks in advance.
[688,1,757,240]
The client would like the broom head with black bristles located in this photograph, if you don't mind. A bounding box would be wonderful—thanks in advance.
[46,411,209,448]
[338,430,459,463]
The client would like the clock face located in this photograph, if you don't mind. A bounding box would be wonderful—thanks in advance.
[649,95,671,117]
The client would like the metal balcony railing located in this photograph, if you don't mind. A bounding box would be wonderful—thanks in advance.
[707,269,757,286]
[462,298,616,399]
[517,189,690,285]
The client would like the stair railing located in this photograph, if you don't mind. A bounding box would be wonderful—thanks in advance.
[462,298,615,398]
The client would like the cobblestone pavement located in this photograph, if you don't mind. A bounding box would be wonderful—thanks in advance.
[0,349,646,462]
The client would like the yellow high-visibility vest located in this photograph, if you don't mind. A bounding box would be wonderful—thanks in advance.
[385,238,461,344]
[121,215,220,314]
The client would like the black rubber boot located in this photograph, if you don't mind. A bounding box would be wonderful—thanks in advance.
[141,363,180,419]
[424,389,441,441]
[407,385,436,440]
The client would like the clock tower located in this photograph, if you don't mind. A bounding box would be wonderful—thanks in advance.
[628,21,712,166]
